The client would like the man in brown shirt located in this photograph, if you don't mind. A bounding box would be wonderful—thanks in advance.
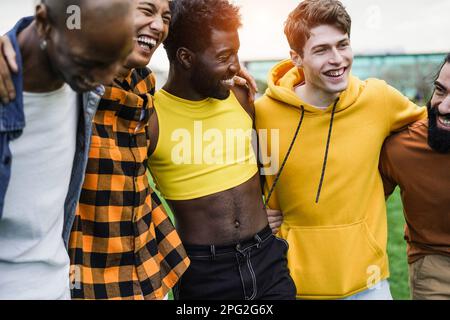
[380,53,450,300]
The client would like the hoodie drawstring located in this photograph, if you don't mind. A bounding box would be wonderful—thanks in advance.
[315,98,339,203]
[264,106,305,208]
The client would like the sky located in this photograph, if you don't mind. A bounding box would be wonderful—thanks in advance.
[1,0,449,71]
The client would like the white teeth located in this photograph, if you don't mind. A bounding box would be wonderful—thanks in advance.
[136,36,157,48]
[439,116,450,127]
[221,78,235,86]
[325,68,345,77]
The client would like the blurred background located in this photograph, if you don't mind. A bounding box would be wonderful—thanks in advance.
[2,0,448,300]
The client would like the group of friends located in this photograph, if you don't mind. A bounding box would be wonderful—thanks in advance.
[0,0,448,300]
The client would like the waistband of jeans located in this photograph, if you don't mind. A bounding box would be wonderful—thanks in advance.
[183,224,272,256]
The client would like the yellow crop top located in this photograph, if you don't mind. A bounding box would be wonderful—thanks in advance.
[148,89,258,200]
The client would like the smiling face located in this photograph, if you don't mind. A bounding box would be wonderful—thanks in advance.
[428,62,450,153]
[125,0,171,69]
[292,24,353,102]
[190,28,240,100]
[431,63,450,130]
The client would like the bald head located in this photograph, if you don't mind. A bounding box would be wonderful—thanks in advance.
[34,0,136,92]
[42,0,134,29]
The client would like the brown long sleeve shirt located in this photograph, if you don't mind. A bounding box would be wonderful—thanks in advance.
[380,119,450,264]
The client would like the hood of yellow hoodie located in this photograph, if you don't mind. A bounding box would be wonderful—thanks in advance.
[266,59,362,114]
[263,59,365,205]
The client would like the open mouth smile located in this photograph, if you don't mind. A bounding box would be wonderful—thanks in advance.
[323,67,347,79]
[135,35,158,51]
[437,114,450,129]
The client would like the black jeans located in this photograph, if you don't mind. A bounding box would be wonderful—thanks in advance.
[174,225,296,300]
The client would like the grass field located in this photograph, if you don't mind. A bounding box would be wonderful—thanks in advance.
[150,174,410,300]
[386,188,410,300]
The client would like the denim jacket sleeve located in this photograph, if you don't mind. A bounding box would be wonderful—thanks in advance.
[62,87,103,248]
[0,17,33,219]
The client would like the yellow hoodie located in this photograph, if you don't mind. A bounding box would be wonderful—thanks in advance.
[255,60,426,299]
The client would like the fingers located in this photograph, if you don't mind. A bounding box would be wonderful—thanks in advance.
[237,65,258,99]
[247,75,257,95]
[2,36,18,73]
[269,220,281,235]
[238,64,258,93]
[267,215,283,223]
[247,87,255,104]
[232,75,256,104]
[268,216,283,234]
[266,208,283,218]
[0,36,17,104]
[237,67,257,103]
[268,216,283,231]
[266,208,283,234]
[0,57,11,104]
[2,68,16,102]
[233,75,247,87]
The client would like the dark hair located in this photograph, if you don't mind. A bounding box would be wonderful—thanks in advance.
[164,0,241,62]
[284,0,351,55]
[434,53,450,81]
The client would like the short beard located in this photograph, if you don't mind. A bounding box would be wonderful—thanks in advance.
[190,64,230,101]
[427,102,450,154]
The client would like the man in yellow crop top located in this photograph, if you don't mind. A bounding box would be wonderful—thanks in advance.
[147,0,296,300]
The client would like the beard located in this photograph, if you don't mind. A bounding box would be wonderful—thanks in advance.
[190,63,230,101]
[427,102,450,154]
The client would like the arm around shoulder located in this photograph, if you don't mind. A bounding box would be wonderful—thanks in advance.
[232,85,255,121]
[378,139,398,199]
[384,83,427,133]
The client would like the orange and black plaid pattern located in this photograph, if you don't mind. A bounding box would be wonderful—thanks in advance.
[69,68,189,300]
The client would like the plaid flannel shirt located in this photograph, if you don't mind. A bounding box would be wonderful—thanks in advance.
[69,68,189,300]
